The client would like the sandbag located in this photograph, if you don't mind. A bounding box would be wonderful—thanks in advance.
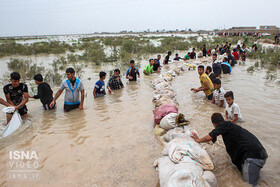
[202,171,217,187]
[155,97,178,108]
[154,88,176,99]
[152,78,166,88]
[167,169,210,187]
[2,110,22,137]
[153,103,178,124]
[155,81,171,90]
[161,73,173,81]
[156,156,205,187]
[153,125,167,136]
[163,126,198,142]
[163,138,214,170]
[160,113,178,130]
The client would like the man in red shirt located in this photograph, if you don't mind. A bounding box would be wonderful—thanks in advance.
[232,48,239,60]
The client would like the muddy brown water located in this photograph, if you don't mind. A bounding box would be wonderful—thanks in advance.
[0,53,279,187]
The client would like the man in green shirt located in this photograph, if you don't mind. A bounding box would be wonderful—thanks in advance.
[143,59,154,75]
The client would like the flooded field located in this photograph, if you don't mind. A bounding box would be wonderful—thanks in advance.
[0,37,279,186]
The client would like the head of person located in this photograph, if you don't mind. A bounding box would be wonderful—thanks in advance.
[229,43,231,46]
[224,91,234,105]
[223,57,228,62]
[187,52,191,56]
[154,59,158,64]
[130,60,135,68]
[10,72,21,88]
[225,42,228,45]
[212,78,221,90]
[113,69,120,77]
[203,44,206,48]
[197,65,204,75]
[192,48,195,52]
[157,55,161,60]
[211,113,225,127]
[33,74,43,85]
[175,53,179,57]
[233,48,237,52]
[66,67,75,80]
[212,53,217,61]
[205,66,212,74]
[149,59,154,65]
[99,71,106,80]
[168,51,172,56]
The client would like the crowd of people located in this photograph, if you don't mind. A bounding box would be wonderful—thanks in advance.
[0,40,267,186]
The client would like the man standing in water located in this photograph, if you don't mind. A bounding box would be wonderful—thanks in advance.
[191,65,214,100]
[192,113,268,186]
[50,68,84,112]
[107,69,124,93]
[163,51,172,64]
[126,60,140,81]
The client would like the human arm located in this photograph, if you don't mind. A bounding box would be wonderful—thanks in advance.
[218,100,224,107]
[191,80,210,93]
[231,114,238,123]
[15,92,29,111]
[212,96,215,104]
[191,132,213,143]
[0,97,11,107]
[79,89,84,110]
[225,110,228,120]
[50,89,63,107]
[93,88,97,98]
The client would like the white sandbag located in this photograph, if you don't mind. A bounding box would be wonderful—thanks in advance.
[152,78,166,88]
[154,89,176,98]
[163,138,214,170]
[155,97,178,108]
[2,107,15,113]
[157,156,204,187]
[2,111,22,137]
[161,74,173,82]
[155,81,171,90]
[167,169,210,187]
[160,113,178,130]
[202,171,217,187]
[163,126,199,142]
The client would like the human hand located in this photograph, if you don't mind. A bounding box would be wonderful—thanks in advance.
[50,101,55,108]
[78,104,83,110]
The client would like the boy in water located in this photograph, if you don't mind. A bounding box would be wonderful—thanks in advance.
[190,48,196,59]
[30,74,55,110]
[205,66,216,82]
[212,79,226,107]
[173,53,181,61]
[212,54,221,78]
[183,52,190,60]
[3,72,29,123]
[153,59,161,72]
[224,91,244,123]
[93,71,106,98]
[126,60,140,81]
[107,69,124,93]
[143,59,154,75]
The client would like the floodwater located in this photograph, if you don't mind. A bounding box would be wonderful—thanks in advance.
[0,51,279,187]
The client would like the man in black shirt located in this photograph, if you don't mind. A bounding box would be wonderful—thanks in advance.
[190,48,196,59]
[192,113,268,186]
[3,72,29,123]
[205,66,216,82]
[153,59,160,72]
[30,74,55,110]
[202,45,207,57]
[164,51,172,64]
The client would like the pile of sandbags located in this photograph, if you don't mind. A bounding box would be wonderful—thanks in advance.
[151,63,217,187]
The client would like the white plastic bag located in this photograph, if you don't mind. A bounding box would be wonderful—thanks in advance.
[160,113,178,130]
[2,109,22,137]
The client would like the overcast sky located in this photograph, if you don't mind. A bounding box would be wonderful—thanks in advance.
[0,0,279,36]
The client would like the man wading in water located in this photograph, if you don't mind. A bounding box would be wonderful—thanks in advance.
[191,65,214,100]
[192,113,268,186]
[50,67,85,112]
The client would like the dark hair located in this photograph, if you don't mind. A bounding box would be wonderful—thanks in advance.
[224,91,234,99]
[99,71,106,78]
[224,57,228,61]
[192,48,195,50]
[213,53,217,57]
[168,51,172,55]
[211,113,225,124]
[175,53,178,55]
[206,66,212,72]
[188,52,190,54]
[149,59,154,62]
[66,67,75,74]
[212,78,221,85]
[198,65,204,70]
[10,72,21,80]
[233,48,237,52]
[114,69,120,73]
[157,55,161,57]
[130,60,135,64]
[34,74,43,82]
[154,59,158,62]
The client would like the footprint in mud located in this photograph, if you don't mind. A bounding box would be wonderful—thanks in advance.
[75,136,89,145]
